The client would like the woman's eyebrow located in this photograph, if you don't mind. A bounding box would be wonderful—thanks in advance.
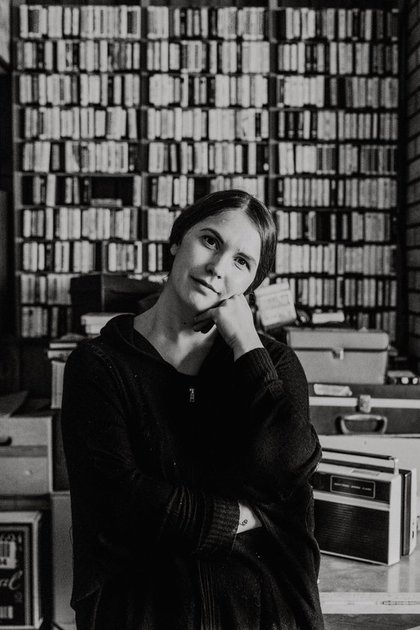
[199,227,257,266]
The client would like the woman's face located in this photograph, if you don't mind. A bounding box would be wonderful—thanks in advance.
[169,209,262,314]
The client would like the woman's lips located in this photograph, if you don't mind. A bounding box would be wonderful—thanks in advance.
[192,277,219,294]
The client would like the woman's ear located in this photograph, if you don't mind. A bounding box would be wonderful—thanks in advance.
[170,243,179,256]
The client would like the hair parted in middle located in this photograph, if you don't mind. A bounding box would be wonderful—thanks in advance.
[168,189,277,293]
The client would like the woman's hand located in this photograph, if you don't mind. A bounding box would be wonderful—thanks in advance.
[193,294,263,360]
[236,501,262,534]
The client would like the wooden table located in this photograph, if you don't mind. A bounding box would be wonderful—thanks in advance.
[319,548,420,629]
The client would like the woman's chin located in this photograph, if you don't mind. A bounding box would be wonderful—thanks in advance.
[187,292,220,314]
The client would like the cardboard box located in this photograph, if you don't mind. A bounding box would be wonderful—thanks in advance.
[0,415,52,495]
[0,512,43,629]
[286,327,389,384]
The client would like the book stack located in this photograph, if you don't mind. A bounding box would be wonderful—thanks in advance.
[81,312,126,337]
[47,334,84,408]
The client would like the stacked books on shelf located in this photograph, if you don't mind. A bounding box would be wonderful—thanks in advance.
[13,2,401,345]
[46,333,84,408]
[81,312,126,337]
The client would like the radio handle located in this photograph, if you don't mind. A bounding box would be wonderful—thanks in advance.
[338,413,388,435]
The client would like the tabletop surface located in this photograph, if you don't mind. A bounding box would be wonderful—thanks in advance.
[319,546,420,625]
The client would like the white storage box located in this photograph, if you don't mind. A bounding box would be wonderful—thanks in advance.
[0,415,53,495]
[286,327,390,384]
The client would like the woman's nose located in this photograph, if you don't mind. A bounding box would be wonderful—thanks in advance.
[206,256,223,278]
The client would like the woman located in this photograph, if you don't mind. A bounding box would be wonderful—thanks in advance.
[61,189,324,630]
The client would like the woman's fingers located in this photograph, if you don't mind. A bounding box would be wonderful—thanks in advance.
[193,318,214,333]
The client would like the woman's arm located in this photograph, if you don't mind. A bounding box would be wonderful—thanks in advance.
[61,344,240,561]
[194,294,321,502]
[233,342,321,502]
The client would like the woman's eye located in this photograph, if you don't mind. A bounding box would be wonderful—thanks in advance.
[236,257,249,269]
[203,235,217,248]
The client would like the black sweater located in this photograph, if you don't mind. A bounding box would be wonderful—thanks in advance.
[61,314,325,630]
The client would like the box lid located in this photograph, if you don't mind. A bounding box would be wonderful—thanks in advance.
[286,328,390,352]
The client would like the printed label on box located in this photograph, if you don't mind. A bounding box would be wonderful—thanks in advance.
[0,531,26,626]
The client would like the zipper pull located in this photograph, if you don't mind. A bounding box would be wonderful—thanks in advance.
[189,387,195,403]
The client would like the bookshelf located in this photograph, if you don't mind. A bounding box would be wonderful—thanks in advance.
[0,0,10,72]
[271,1,401,345]
[406,0,420,368]
[12,0,403,347]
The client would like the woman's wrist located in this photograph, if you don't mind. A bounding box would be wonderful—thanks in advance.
[232,333,263,361]
[237,502,262,534]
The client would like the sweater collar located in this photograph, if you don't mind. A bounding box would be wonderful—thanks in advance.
[99,313,230,372]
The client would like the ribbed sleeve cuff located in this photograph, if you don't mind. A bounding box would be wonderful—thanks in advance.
[197,496,240,556]
[161,487,239,557]
[234,347,281,390]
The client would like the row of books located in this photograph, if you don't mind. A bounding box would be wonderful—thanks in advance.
[147,141,269,176]
[23,106,139,141]
[21,107,399,146]
[19,74,142,107]
[288,276,397,310]
[148,174,266,208]
[16,40,399,78]
[277,110,398,141]
[276,76,399,109]
[276,177,397,209]
[20,273,75,304]
[22,241,99,273]
[146,41,270,74]
[275,210,392,243]
[20,305,72,338]
[147,108,269,142]
[20,5,267,42]
[19,6,399,44]
[22,207,142,241]
[147,7,266,41]
[21,172,397,212]
[19,5,142,40]
[277,143,397,176]
[148,74,268,108]
[19,74,399,111]
[106,241,171,273]
[16,40,141,72]
[275,243,395,275]
[277,42,398,76]
[342,277,397,308]
[22,106,270,142]
[22,140,141,174]
[20,239,170,274]
[275,8,398,42]
[335,244,396,276]
[22,174,143,207]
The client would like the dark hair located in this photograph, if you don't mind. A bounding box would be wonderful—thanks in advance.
[168,189,277,293]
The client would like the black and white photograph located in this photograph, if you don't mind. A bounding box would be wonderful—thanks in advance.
[0,2,420,629]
